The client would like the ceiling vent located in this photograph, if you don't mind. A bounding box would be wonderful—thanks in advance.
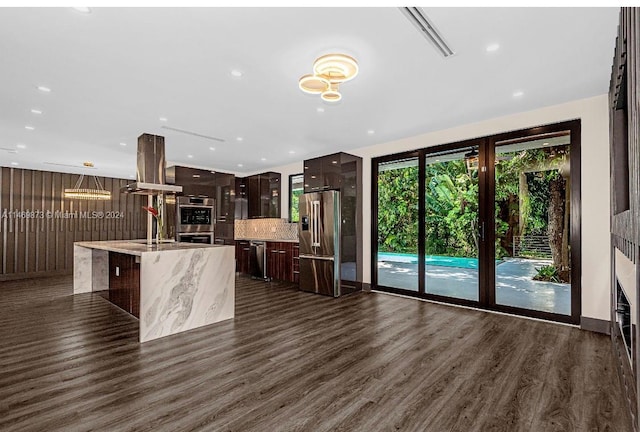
[160,125,225,143]
[400,7,455,58]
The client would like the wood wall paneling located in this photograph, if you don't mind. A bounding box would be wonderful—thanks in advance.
[0,167,147,280]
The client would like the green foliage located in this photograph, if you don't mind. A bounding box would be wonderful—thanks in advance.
[533,264,560,282]
[376,146,568,259]
[290,188,304,222]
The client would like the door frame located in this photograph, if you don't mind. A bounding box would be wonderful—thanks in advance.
[371,119,581,325]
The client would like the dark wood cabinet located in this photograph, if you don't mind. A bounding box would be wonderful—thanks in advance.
[236,240,297,284]
[108,252,140,318]
[266,241,296,283]
[236,172,281,219]
[303,153,353,192]
[235,240,251,274]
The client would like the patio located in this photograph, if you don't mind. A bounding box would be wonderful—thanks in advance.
[377,257,570,315]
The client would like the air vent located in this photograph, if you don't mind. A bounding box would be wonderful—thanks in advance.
[0,147,18,154]
[44,162,97,169]
[400,7,455,57]
[160,125,225,142]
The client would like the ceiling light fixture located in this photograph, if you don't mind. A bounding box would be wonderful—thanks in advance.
[159,117,168,122]
[71,7,91,14]
[513,91,524,97]
[316,107,325,113]
[486,43,500,52]
[25,126,34,130]
[209,147,215,151]
[119,142,127,146]
[11,162,18,166]
[64,174,111,200]
[299,53,358,102]
[230,69,243,78]
[16,144,26,149]
[236,137,243,142]
[37,86,51,93]
[31,109,42,114]
[367,130,375,135]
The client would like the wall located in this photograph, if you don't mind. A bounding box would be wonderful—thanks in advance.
[273,94,611,322]
[0,167,148,280]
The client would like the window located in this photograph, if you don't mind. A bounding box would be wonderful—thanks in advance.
[289,174,304,222]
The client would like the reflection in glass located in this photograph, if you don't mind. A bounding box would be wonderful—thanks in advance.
[494,132,571,315]
[376,158,419,291]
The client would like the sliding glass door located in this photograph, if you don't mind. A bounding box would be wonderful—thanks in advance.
[372,120,580,324]
[424,147,479,301]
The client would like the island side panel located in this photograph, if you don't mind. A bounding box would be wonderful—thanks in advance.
[139,246,235,343]
[73,245,108,294]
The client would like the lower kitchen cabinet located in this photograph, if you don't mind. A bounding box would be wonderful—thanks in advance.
[266,241,297,283]
[109,252,140,318]
[236,240,298,283]
[235,240,251,274]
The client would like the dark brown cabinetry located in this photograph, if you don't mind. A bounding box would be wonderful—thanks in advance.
[303,153,355,192]
[166,166,236,243]
[108,252,140,318]
[266,241,294,282]
[235,240,297,283]
[235,240,251,274]
[236,172,281,219]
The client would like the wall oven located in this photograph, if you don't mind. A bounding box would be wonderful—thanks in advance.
[176,196,214,243]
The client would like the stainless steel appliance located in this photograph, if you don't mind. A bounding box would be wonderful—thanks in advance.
[249,241,268,280]
[298,190,342,297]
[176,196,214,243]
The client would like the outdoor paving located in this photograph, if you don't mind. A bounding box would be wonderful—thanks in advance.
[377,257,570,316]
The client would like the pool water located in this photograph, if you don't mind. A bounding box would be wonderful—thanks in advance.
[378,252,479,269]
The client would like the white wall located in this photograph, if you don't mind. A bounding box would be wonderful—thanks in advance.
[273,94,611,321]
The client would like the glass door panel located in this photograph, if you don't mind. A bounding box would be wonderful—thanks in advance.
[493,132,571,315]
[376,157,419,291]
[424,147,479,301]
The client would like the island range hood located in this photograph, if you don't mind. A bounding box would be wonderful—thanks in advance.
[121,133,183,195]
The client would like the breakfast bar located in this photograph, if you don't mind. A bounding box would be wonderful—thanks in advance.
[73,240,235,343]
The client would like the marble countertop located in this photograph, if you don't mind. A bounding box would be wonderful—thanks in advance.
[234,238,299,243]
[75,240,231,256]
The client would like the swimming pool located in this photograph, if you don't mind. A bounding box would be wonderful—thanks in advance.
[377,252,480,269]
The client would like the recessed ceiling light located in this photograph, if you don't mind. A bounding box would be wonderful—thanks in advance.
[129,174,135,178]
[261,158,266,161]
[37,86,51,93]
[119,142,127,146]
[367,130,375,135]
[11,162,18,166]
[159,117,168,122]
[236,137,243,142]
[289,150,295,154]
[317,107,325,113]
[16,144,26,149]
[486,43,500,52]
[209,147,215,151]
[513,91,524,97]
[71,7,91,14]
[25,126,35,130]
[187,154,193,158]
[30,109,42,115]
[237,163,243,167]
[230,69,243,78]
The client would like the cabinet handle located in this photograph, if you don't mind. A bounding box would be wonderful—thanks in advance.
[279,251,286,254]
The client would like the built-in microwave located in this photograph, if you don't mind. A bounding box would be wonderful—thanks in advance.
[176,196,215,234]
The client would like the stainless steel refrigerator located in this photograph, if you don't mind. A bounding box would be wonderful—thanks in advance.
[298,190,341,297]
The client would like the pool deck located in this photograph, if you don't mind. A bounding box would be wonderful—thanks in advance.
[377,257,570,316]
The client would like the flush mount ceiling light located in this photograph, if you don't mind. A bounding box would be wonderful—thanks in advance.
[299,53,358,102]
[64,173,111,200]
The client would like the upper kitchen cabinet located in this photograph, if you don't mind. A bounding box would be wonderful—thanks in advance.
[166,166,216,197]
[236,172,281,219]
[303,152,360,193]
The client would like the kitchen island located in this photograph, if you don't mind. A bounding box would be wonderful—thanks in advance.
[73,240,235,343]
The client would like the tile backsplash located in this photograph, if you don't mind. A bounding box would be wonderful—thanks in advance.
[235,218,299,241]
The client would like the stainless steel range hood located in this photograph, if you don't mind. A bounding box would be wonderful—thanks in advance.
[121,133,183,195]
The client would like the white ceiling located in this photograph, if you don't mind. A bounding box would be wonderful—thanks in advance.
[0,7,619,180]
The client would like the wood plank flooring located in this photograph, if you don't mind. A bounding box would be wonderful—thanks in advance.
[0,275,632,431]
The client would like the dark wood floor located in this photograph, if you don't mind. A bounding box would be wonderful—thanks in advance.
[0,275,632,432]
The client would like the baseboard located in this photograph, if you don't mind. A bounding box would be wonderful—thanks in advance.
[581,316,611,334]
[362,282,371,292]
[0,269,72,282]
